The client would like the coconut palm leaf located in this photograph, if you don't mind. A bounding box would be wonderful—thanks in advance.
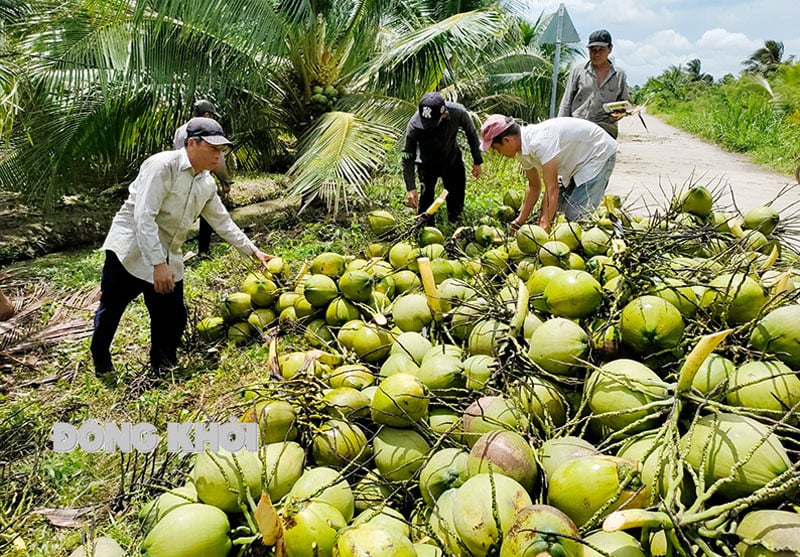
[287,110,396,213]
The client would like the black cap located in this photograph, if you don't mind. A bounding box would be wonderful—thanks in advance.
[192,99,219,118]
[186,117,232,146]
[418,92,447,130]
[587,29,612,48]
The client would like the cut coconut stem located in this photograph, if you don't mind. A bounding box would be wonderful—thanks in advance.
[759,243,780,271]
[676,329,733,394]
[728,218,745,238]
[293,261,310,287]
[603,509,674,532]
[416,257,443,320]
[424,189,449,216]
[509,278,529,337]
[773,272,792,295]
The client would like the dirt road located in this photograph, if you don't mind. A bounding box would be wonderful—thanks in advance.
[607,114,800,215]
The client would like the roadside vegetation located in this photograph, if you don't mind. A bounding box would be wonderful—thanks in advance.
[634,42,800,175]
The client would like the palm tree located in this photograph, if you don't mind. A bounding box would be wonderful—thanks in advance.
[743,40,785,75]
[685,58,712,84]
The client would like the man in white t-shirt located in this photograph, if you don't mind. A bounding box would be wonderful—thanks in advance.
[480,114,617,232]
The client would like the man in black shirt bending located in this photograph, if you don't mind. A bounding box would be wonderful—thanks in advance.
[401,92,483,224]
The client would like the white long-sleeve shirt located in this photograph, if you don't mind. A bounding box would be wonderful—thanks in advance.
[101,149,256,283]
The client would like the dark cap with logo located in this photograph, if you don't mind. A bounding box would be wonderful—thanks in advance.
[186,117,232,146]
[418,92,447,130]
[192,99,219,118]
[587,29,612,48]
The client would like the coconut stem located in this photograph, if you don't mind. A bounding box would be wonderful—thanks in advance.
[509,278,529,338]
[603,509,674,532]
[676,329,732,394]
[416,257,443,320]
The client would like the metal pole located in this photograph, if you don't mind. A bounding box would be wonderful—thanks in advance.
[549,3,565,118]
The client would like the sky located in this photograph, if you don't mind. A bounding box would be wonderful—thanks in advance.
[520,0,800,86]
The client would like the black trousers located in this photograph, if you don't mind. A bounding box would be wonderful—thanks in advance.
[198,217,212,254]
[90,251,187,373]
[417,158,466,224]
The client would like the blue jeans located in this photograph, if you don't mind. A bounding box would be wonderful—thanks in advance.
[90,251,187,373]
[559,155,617,220]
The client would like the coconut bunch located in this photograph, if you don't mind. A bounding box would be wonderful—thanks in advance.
[143,184,800,556]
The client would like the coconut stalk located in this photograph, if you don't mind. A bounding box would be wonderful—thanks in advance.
[416,257,443,321]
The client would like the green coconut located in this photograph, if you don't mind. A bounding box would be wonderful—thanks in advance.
[462,396,528,447]
[691,353,735,395]
[141,504,231,557]
[392,293,433,332]
[701,273,767,324]
[367,210,397,236]
[735,509,800,556]
[325,297,361,326]
[312,419,371,469]
[463,354,498,390]
[304,274,340,307]
[352,470,392,512]
[749,305,800,367]
[379,352,419,377]
[373,427,431,481]
[390,331,432,365]
[420,226,445,246]
[467,430,538,492]
[350,323,392,363]
[248,308,277,331]
[649,277,699,318]
[528,317,588,375]
[679,186,713,217]
[283,500,347,557]
[512,376,567,430]
[515,224,549,255]
[351,506,410,538]
[726,360,800,417]
[305,318,334,348]
[681,413,791,500]
[197,316,225,342]
[527,266,565,311]
[468,318,510,356]
[327,363,374,390]
[581,226,612,256]
[191,448,262,513]
[393,269,421,294]
[293,294,316,318]
[539,436,598,480]
[310,252,347,278]
[370,373,429,427]
[743,205,780,235]
[620,295,684,353]
[550,222,583,251]
[586,359,670,433]
[418,448,470,507]
[416,355,465,393]
[321,387,371,420]
[538,240,571,267]
[428,407,465,443]
[69,537,125,557]
[287,466,354,522]
[583,530,647,557]
[543,270,603,318]
[334,524,417,557]
[428,489,468,556]
[262,441,306,502]
[452,473,533,557]
[242,272,278,307]
[339,270,373,303]
[499,505,582,557]
[389,241,414,269]
[222,292,252,321]
[241,399,299,444]
[547,455,647,528]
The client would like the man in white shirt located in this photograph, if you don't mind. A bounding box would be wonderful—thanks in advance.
[173,100,233,256]
[91,117,273,375]
[480,114,617,232]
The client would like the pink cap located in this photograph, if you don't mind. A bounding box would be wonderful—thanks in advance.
[480,114,514,151]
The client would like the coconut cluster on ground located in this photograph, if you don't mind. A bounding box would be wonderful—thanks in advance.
[129,186,800,557]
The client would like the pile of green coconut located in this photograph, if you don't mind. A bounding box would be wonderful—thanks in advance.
[101,186,800,557]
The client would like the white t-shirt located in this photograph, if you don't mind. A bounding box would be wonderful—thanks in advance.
[515,117,618,186]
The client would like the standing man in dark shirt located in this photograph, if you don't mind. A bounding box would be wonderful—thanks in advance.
[558,29,630,139]
[402,92,483,224]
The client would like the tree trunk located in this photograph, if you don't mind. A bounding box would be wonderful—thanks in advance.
[0,288,13,321]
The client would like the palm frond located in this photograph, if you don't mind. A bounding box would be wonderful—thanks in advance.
[357,8,512,98]
[287,110,397,212]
